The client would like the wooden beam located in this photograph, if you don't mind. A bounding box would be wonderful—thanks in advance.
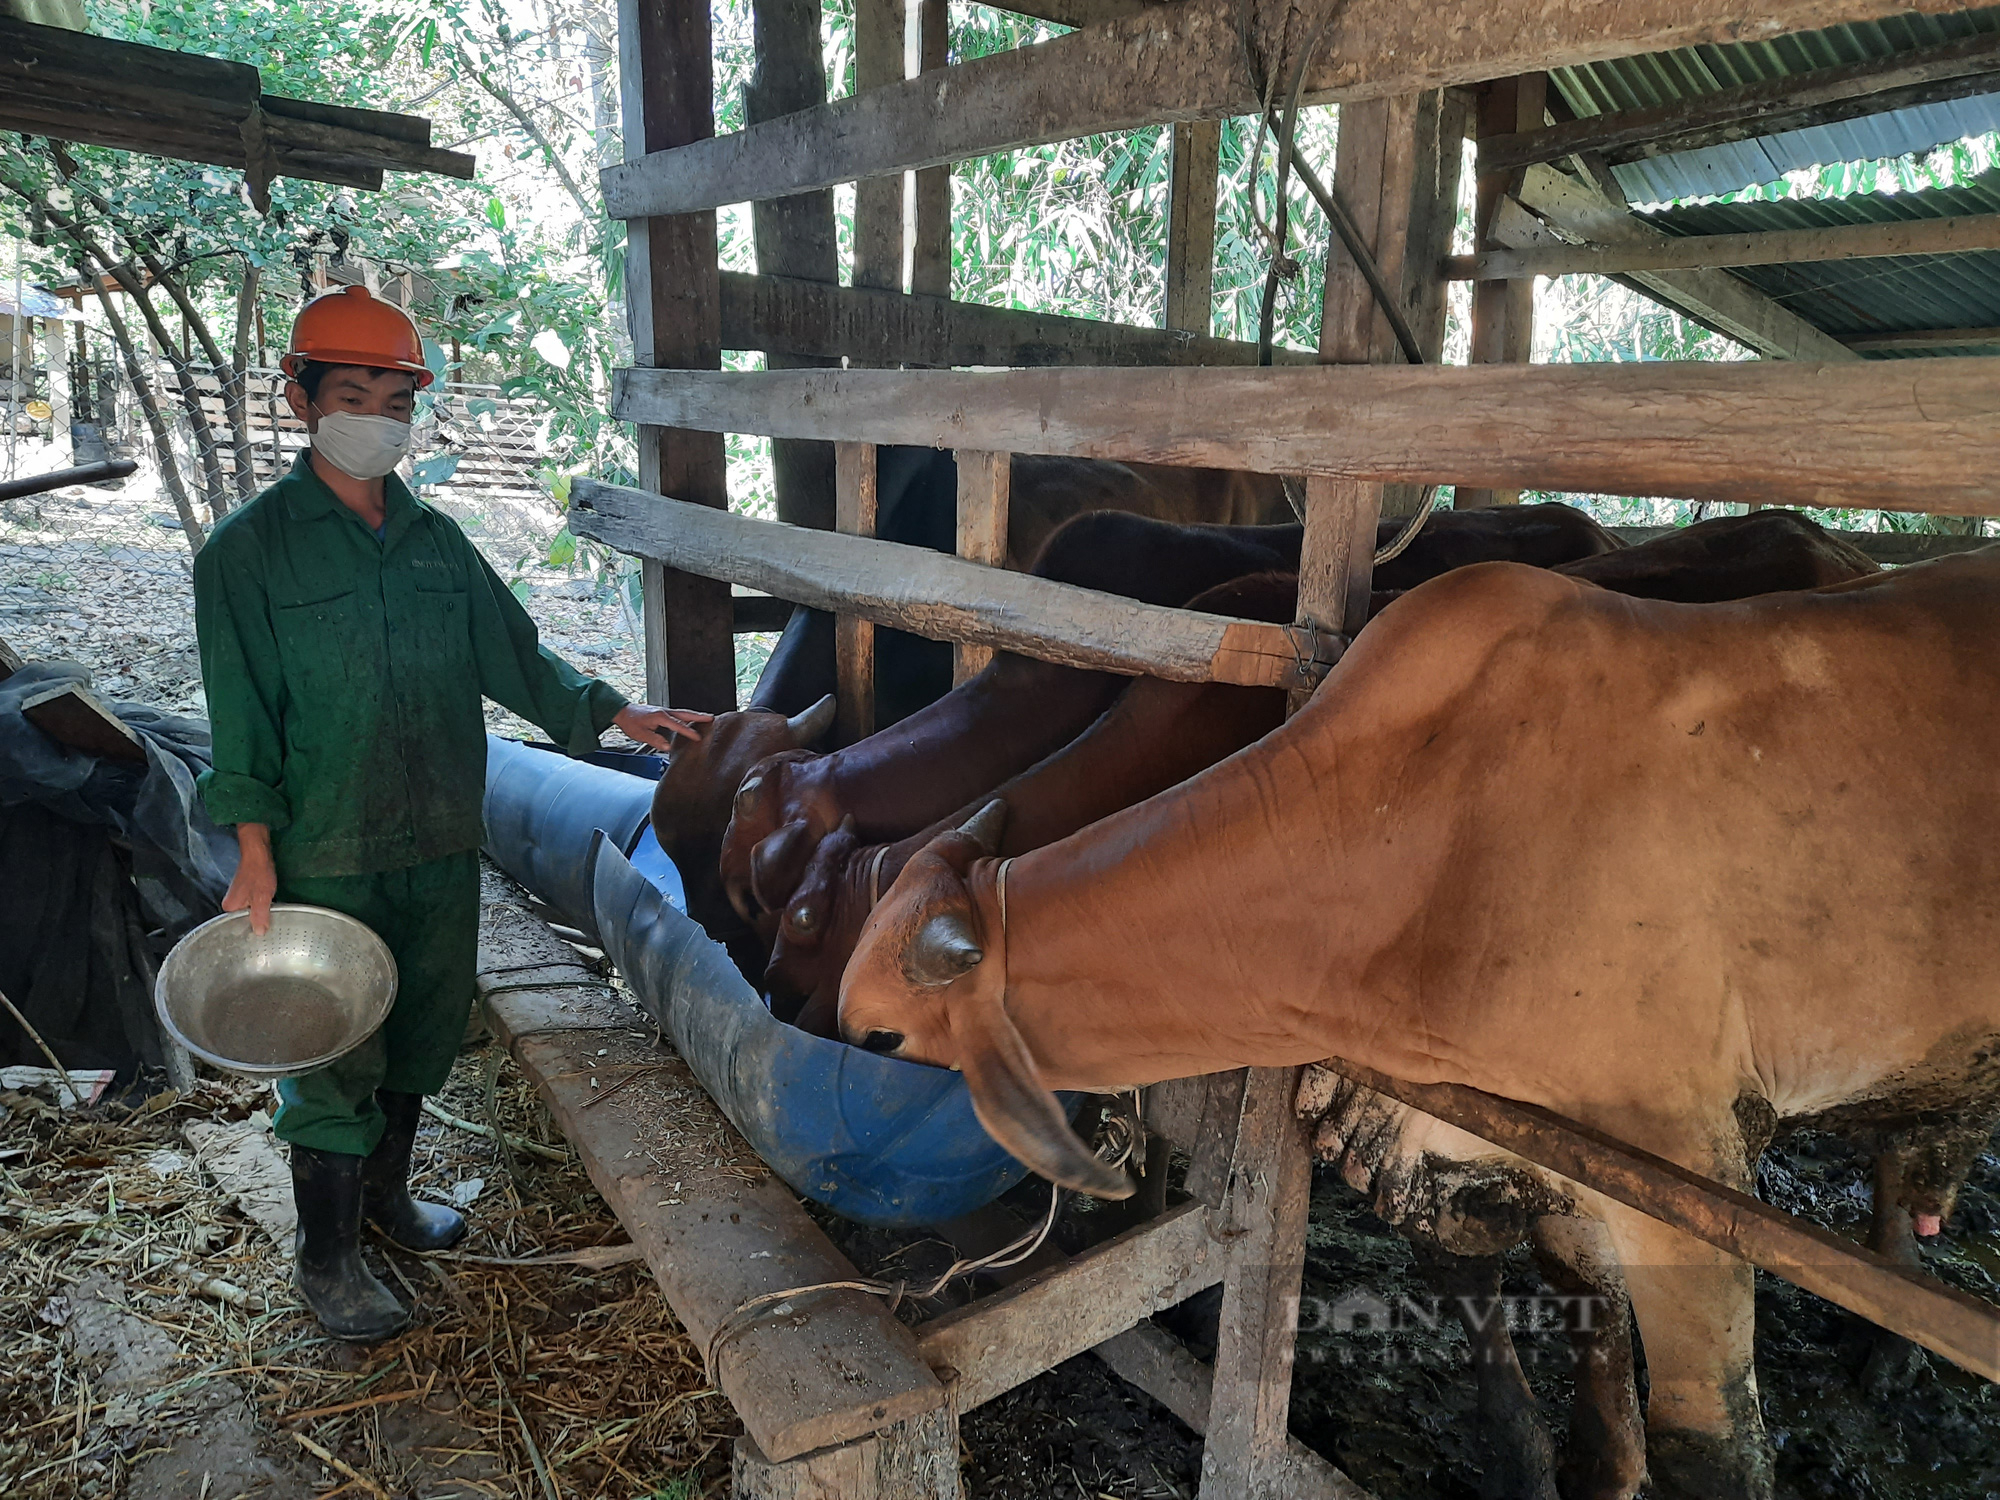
[914,1202,1225,1412]
[1844,325,2000,352]
[1449,212,2000,280]
[610,360,2000,513]
[852,0,906,295]
[1165,120,1220,335]
[993,0,1152,27]
[18,682,144,763]
[620,0,738,710]
[717,270,1312,367]
[910,0,952,300]
[598,0,1956,217]
[1462,74,1545,509]
[568,480,1322,690]
[953,450,1010,682]
[1480,30,2000,176]
[835,443,878,742]
[477,898,947,1463]
[1320,1060,2000,1383]
[746,0,841,534]
[1508,162,1860,363]
[733,1412,962,1499]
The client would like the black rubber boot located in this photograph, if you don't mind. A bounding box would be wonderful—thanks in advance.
[292,1146,411,1343]
[361,1091,467,1252]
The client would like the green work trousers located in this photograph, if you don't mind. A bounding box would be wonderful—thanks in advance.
[271,851,481,1157]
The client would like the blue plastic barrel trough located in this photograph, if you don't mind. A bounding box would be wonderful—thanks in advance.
[482,736,1037,1227]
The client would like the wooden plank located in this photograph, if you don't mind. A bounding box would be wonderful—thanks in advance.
[1321,1060,2000,1382]
[1511,162,1859,363]
[1480,30,2000,175]
[914,1201,1225,1411]
[717,270,1312,367]
[19,682,146,764]
[568,479,1318,689]
[612,357,2000,513]
[852,0,906,297]
[1845,325,2000,351]
[1450,211,2000,280]
[1165,120,1220,335]
[598,0,1950,217]
[911,0,952,301]
[732,1410,962,1500]
[0,635,23,682]
[476,897,947,1462]
[620,0,738,710]
[835,442,879,742]
[953,449,1009,682]
[996,0,1153,26]
[1094,1322,1374,1500]
[1198,1067,1318,1498]
[1461,74,1546,509]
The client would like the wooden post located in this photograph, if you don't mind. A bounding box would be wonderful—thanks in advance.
[835,442,879,742]
[910,0,951,300]
[1460,74,1545,510]
[620,0,737,710]
[853,0,907,296]
[42,318,71,448]
[952,449,1008,683]
[1165,120,1219,335]
[748,0,839,532]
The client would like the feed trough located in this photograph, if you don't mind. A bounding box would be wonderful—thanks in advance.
[155,905,397,1078]
[482,735,1043,1226]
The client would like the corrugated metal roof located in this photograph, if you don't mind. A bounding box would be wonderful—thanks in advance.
[1642,174,2000,355]
[1549,7,2000,203]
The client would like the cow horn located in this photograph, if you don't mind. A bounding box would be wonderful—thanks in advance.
[956,996,1133,1201]
[902,910,984,988]
[786,694,836,746]
[733,774,765,818]
[958,799,1008,855]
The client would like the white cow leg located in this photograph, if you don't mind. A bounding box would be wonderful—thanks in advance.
[1596,1202,1772,1500]
[1529,1213,1645,1500]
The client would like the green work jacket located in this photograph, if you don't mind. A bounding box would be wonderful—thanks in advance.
[194,452,628,878]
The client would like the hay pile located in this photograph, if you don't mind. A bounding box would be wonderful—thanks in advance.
[0,1045,736,1499]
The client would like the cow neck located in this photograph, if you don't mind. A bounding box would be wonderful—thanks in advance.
[966,681,1452,1096]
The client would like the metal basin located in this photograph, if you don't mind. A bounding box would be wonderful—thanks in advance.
[155,905,398,1078]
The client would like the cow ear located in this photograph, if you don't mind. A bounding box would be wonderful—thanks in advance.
[956,996,1133,1200]
[786,694,836,747]
[902,910,984,988]
[750,820,811,912]
[958,799,1008,855]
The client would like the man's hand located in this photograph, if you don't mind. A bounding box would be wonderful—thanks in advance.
[613,704,715,752]
[223,823,278,934]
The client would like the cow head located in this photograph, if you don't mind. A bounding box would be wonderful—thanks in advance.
[839,801,1133,1200]
[712,695,838,921]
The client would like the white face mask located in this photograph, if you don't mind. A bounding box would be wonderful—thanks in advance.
[310,408,412,481]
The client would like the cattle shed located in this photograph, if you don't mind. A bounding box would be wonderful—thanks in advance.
[508,0,2000,1495]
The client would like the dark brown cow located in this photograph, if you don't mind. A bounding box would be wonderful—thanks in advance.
[726,503,1621,928]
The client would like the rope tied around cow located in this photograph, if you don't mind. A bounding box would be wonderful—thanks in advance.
[699,1104,1140,1388]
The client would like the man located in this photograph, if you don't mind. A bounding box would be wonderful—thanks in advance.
[194,285,711,1341]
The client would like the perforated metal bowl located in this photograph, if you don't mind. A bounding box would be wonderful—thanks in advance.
[155,905,398,1079]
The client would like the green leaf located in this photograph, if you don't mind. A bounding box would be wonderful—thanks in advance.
[546,528,577,567]
[486,196,507,231]
[409,452,461,488]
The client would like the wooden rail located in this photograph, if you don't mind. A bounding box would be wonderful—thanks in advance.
[611,361,2000,515]
[477,898,948,1463]
[569,479,1326,689]
[1446,213,2000,281]
[599,0,1942,218]
[1320,1062,2000,1382]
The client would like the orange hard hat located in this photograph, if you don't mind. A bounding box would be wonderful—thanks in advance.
[281,284,434,388]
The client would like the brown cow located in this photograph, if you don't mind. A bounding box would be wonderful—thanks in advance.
[837,551,2000,1500]
[727,503,1620,927]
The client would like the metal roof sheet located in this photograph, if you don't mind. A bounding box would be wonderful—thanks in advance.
[1549,8,2000,203]
[1642,173,2000,354]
